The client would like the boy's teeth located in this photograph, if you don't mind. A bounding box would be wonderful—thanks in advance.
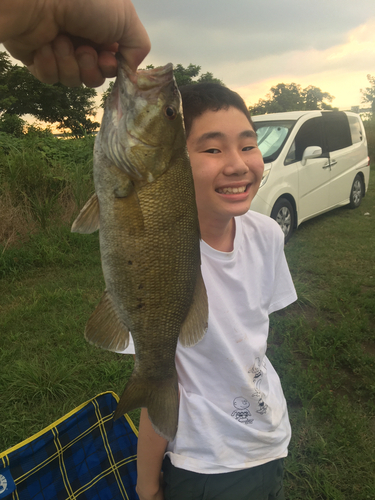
[217,186,246,194]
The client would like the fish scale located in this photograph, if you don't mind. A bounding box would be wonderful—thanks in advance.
[72,57,208,441]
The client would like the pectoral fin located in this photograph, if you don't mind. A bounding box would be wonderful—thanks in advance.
[85,290,130,352]
[71,193,100,234]
[179,271,208,347]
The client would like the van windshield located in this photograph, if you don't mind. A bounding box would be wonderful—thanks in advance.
[254,120,296,163]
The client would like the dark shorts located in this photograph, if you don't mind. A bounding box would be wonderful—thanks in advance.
[163,456,285,500]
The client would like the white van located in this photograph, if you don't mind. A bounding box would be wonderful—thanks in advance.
[251,110,370,242]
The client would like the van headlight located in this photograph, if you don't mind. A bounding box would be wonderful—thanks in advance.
[259,169,271,188]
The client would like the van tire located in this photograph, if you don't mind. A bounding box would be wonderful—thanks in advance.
[349,174,364,209]
[271,198,295,243]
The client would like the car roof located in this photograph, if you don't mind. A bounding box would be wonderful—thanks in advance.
[251,110,322,122]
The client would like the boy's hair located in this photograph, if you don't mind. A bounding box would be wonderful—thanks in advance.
[179,83,255,137]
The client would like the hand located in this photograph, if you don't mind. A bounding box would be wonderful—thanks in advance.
[136,474,164,500]
[1,0,150,87]
[136,485,164,500]
[136,409,167,500]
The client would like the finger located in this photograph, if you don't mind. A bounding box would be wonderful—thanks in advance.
[52,35,82,87]
[97,50,118,79]
[118,6,151,71]
[121,46,150,73]
[76,47,106,88]
[29,43,59,84]
[120,38,151,73]
[3,40,35,68]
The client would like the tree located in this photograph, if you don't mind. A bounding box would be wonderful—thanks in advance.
[173,64,223,87]
[0,52,99,136]
[173,63,200,86]
[0,113,25,137]
[249,82,336,115]
[361,74,375,116]
[100,63,224,108]
[302,85,334,110]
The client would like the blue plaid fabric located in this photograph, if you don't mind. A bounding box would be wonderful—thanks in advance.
[0,392,139,499]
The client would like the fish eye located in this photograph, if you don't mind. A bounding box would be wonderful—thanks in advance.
[164,106,177,120]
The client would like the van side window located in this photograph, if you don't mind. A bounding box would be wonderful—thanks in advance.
[348,115,363,144]
[322,112,352,151]
[285,117,323,164]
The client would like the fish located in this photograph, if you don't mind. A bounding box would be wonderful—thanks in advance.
[71,56,208,441]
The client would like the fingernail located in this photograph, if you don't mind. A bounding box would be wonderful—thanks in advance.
[54,38,71,58]
[39,44,53,58]
[77,53,96,70]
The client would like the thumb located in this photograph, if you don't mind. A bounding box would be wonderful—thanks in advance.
[117,11,151,71]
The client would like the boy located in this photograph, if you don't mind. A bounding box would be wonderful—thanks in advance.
[126,83,297,500]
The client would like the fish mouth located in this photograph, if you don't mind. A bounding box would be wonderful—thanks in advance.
[134,64,174,91]
[216,184,250,195]
[106,55,176,123]
[116,54,174,93]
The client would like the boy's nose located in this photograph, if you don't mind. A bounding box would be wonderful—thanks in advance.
[223,152,249,176]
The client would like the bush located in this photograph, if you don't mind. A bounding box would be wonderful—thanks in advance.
[0,132,95,240]
[364,119,375,162]
[0,114,25,137]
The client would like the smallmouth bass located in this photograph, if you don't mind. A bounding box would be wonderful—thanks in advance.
[72,57,208,441]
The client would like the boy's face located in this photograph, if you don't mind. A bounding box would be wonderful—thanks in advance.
[186,107,264,227]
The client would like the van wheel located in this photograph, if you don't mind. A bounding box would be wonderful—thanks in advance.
[271,198,295,243]
[349,174,364,208]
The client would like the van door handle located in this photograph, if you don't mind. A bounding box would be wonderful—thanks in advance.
[322,159,337,169]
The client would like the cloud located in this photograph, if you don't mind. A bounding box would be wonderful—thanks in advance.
[132,0,375,108]
[2,0,374,112]
[233,17,375,108]
[135,0,374,65]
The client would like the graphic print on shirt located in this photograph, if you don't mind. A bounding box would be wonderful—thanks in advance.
[231,397,254,424]
[250,357,269,415]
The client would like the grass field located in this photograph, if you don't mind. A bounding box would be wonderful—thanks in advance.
[1,123,374,499]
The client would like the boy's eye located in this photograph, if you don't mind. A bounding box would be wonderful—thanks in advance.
[204,148,221,154]
[243,146,256,151]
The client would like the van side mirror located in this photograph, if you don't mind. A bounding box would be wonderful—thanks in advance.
[301,146,322,166]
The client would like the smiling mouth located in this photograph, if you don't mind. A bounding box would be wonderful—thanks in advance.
[216,185,249,194]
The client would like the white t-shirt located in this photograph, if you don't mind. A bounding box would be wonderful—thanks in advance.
[120,211,297,474]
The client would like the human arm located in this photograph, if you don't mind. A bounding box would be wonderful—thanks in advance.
[136,408,167,500]
[0,0,150,87]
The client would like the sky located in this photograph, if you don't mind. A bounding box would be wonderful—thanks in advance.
[120,0,375,111]
[1,0,374,116]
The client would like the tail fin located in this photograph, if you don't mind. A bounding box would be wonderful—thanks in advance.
[113,371,179,441]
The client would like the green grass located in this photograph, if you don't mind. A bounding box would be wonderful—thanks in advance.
[268,162,375,499]
[1,124,375,498]
[0,226,139,451]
